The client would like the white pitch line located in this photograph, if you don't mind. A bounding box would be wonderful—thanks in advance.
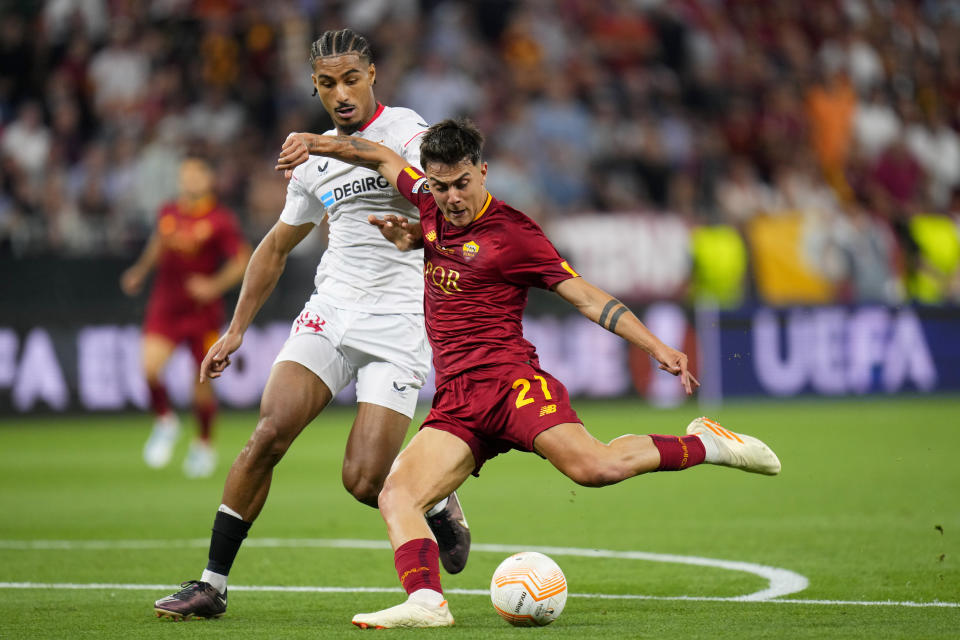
[0,582,956,609]
[0,537,807,601]
[7,538,955,609]
[470,542,809,602]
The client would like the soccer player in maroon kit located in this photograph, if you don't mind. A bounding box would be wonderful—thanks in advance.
[121,156,251,478]
[276,119,780,629]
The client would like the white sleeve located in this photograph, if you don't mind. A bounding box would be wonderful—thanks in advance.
[401,129,427,170]
[391,112,429,170]
[278,171,324,226]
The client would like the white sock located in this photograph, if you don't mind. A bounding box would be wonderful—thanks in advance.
[218,503,243,519]
[200,569,228,595]
[425,496,449,517]
[409,588,444,607]
[694,433,721,464]
[156,413,178,430]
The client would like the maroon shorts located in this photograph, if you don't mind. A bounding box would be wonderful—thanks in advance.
[143,309,222,364]
[420,361,581,475]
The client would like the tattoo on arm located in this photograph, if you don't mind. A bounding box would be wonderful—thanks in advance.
[323,136,378,165]
[347,138,375,152]
[598,299,629,334]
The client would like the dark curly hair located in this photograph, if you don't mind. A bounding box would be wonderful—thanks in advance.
[420,118,485,169]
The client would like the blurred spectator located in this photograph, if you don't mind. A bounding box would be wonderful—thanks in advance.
[587,0,657,72]
[853,85,902,159]
[200,16,241,89]
[757,81,807,175]
[0,14,33,116]
[904,105,960,209]
[832,203,902,304]
[818,20,884,93]
[396,52,481,124]
[68,141,115,252]
[39,168,86,254]
[131,121,183,232]
[1,101,51,179]
[485,149,543,221]
[186,88,246,147]
[0,0,958,307]
[715,157,774,225]
[87,18,149,124]
[770,151,840,217]
[107,133,144,239]
[244,159,288,237]
[868,136,926,215]
[657,104,695,169]
[48,94,86,165]
[805,67,857,194]
[43,0,109,44]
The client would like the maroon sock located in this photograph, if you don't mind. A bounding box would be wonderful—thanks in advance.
[148,382,170,417]
[394,538,443,596]
[650,434,706,471]
[195,400,217,442]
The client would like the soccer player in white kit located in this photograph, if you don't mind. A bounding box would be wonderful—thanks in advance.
[153,29,470,621]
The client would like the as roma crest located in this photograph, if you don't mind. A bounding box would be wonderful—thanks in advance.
[462,240,480,260]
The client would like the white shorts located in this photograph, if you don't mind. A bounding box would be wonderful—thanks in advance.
[273,296,430,418]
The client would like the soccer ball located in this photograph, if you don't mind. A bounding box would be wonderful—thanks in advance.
[490,551,567,626]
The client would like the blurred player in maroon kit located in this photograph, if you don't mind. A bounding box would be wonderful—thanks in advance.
[121,156,251,478]
[277,119,780,628]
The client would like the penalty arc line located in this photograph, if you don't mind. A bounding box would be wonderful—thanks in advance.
[0,537,805,600]
[0,538,954,608]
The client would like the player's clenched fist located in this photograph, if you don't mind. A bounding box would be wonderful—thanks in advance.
[199,332,243,382]
[276,132,313,172]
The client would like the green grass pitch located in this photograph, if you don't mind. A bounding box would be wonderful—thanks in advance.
[1,396,958,639]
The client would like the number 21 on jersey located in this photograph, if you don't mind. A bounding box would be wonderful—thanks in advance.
[512,376,553,408]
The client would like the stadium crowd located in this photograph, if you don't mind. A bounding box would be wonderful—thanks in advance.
[2,0,960,303]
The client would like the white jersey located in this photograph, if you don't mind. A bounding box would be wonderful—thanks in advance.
[280,104,428,314]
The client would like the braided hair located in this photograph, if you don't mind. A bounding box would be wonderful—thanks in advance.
[309,28,373,67]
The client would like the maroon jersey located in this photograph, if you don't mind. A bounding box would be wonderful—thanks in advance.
[145,198,245,323]
[396,167,579,386]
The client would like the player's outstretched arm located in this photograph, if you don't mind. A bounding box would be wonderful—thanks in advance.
[553,277,700,395]
[119,233,161,295]
[185,244,252,304]
[199,220,313,382]
[275,133,409,192]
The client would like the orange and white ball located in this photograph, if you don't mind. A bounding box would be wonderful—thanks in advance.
[490,551,567,626]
